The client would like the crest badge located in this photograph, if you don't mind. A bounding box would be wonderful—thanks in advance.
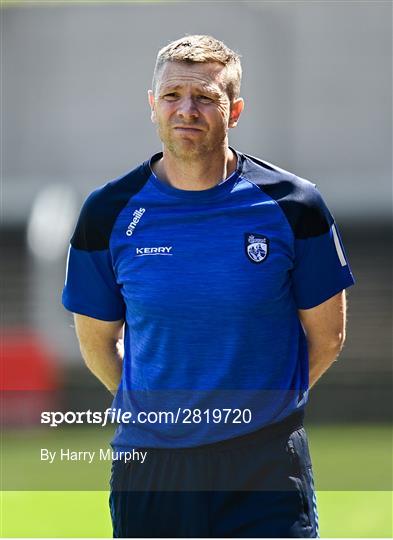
[245,233,269,264]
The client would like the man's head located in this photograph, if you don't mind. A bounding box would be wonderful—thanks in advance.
[149,35,244,161]
[152,35,242,102]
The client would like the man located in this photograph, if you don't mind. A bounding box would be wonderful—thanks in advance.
[62,35,354,538]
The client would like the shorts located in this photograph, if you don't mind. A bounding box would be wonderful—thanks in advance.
[109,410,319,538]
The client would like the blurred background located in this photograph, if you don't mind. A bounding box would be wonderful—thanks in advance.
[1,1,392,537]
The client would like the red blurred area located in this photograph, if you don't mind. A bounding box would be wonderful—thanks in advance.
[1,328,62,425]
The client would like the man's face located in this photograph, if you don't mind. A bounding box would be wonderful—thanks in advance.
[148,61,243,160]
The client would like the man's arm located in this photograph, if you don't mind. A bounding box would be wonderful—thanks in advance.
[298,290,347,388]
[73,313,124,395]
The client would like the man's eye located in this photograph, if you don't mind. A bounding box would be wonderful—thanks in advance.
[197,95,213,103]
[163,93,178,100]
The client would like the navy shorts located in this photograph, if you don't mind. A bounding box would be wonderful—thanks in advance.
[109,411,319,538]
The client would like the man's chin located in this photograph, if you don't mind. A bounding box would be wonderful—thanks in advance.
[165,141,208,160]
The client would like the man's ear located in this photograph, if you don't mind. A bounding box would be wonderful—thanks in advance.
[228,97,244,128]
[148,90,156,124]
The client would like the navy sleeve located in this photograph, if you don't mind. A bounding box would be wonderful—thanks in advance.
[62,164,150,320]
[291,185,355,309]
[62,188,125,321]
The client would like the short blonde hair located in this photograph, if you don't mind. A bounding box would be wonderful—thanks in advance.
[152,35,242,101]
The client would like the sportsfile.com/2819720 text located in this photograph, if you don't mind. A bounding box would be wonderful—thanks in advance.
[40,408,253,427]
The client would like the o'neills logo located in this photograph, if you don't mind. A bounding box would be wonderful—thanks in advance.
[126,208,145,236]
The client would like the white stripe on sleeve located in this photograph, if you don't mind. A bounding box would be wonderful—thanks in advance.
[332,223,347,267]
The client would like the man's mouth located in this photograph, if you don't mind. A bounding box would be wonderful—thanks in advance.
[173,126,204,132]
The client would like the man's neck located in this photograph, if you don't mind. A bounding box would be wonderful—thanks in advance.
[152,147,237,191]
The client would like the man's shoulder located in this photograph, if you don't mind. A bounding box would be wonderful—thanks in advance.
[71,158,151,250]
[83,160,150,213]
[240,152,332,238]
[241,152,316,197]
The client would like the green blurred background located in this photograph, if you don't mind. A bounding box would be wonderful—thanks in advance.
[2,490,392,538]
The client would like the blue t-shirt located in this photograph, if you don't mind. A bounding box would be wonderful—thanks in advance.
[62,149,354,449]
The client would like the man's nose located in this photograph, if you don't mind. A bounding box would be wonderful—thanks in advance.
[176,97,199,119]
